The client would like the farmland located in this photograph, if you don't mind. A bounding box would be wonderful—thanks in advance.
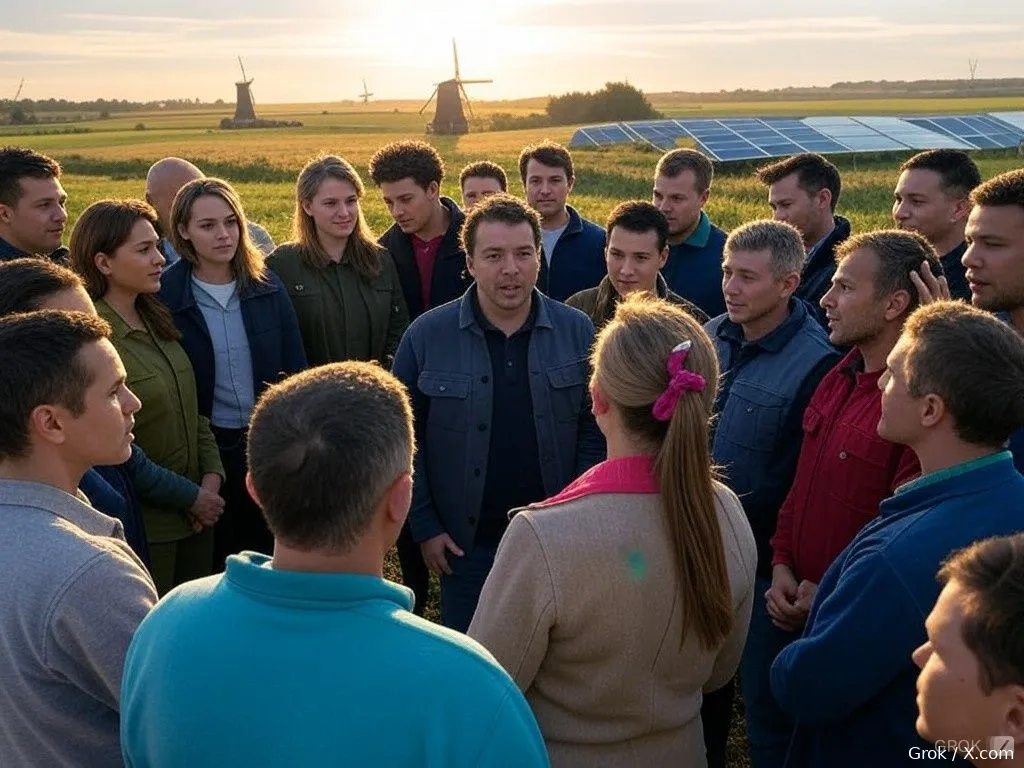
[4,96,1023,245]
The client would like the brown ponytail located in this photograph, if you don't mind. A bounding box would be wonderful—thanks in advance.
[592,292,732,650]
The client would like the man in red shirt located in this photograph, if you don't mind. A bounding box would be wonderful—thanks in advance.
[741,230,938,768]
[369,140,473,617]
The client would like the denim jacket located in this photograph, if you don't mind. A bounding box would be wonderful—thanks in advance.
[706,298,840,577]
[392,287,605,552]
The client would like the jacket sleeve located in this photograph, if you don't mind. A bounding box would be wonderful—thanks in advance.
[705,572,755,693]
[274,278,308,375]
[770,548,925,723]
[196,415,225,480]
[391,328,445,543]
[46,548,157,710]
[125,444,200,511]
[573,321,605,476]
[382,255,411,367]
[468,513,555,693]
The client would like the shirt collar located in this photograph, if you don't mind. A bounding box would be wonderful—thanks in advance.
[807,221,837,260]
[469,284,538,336]
[682,211,711,249]
[224,552,416,611]
[893,451,1011,497]
[715,297,808,353]
[0,235,29,261]
[0,478,125,538]
[459,285,551,331]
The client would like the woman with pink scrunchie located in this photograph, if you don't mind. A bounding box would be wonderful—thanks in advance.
[469,292,758,768]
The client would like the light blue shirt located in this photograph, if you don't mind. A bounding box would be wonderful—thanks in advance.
[191,277,255,429]
[121,553,550,767]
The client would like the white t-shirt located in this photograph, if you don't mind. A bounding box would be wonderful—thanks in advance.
[541,224,568,266]
[192,277,237,309]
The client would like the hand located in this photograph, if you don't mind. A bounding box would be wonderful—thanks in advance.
[909,260,950,305]
[795,580,818,615]
[420,533,465,576]
[187,512,204,534]
[190,487,224,528]
[766,565,806,633]
[200,472,223,494]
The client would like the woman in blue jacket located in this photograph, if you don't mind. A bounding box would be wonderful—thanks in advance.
[160,177,307,567]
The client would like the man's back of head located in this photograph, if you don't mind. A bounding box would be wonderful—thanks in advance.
[120,362,548,767]
[144,157,204,232]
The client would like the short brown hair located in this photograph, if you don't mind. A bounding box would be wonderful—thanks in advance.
[725,220,805,279]
[939,533,1024,694]
[0,258,83,315]
[69,199,180,342]
[835,229,942,314]
[0,146,61,207]
[367,140,444,189]
[900,149,981,199]
[655,148,713,193]
[460,193,541,256]
[247,362,414,552]
[606,201,669,251]
[459,161,507,191]
[518,141,574,184]
[970,168,1024,210]
[902,301,1024,447]
[0,310,111,459]
[756,153,842,212]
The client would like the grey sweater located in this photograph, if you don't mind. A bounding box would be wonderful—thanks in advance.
[0,479,157,767]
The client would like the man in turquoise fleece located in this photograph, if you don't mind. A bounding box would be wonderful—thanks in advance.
[770,301,1024,767]
[120,362,549,767]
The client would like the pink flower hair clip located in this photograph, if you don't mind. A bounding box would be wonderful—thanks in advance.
[651,340,706,421]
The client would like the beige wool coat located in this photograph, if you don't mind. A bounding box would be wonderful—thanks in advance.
[469,481,757,768]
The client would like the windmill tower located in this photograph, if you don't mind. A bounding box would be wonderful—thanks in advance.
[419,39,492,135]
[359,79,373,105]
[234,57,257,123]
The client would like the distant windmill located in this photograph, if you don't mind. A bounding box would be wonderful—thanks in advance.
[12,78,24,102]
[234,57,257,123]
[359,79,373,105]
[419,39,492,135]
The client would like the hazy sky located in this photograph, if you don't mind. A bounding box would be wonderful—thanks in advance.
[3,0,1023,103]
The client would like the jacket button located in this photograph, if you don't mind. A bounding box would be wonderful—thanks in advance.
[473,468,481,477]
[746,407,753,413]
[481,375,489,383]
[839,451,848,459]
[439,385,446,392]
[478,423,487,431]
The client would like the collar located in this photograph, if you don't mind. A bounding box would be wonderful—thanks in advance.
[807,221,837,259]
[683,211,712,249]
[836,346,886,387]
[715,297,809,354]
[942,241,968,264]
[530,455,658,508]
[96,298,138,340]
[459,285,552,331]
[163,259,276,309]
[0,478,124,538]
[563,205,584,236]
[894,451,1010,497]
[0,235,29,261]
[224,552,415,610]
[158,238,182,265]
[470,285,538,335]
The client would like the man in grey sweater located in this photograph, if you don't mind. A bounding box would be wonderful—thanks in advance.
[0,311,157,766]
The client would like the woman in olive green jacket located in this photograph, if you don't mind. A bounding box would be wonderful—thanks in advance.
[70,199,224,595]
[267,154,409,367]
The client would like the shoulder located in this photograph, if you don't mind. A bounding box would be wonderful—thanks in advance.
[265,242,305,271]
[543,296,595,337]
[579,215,606,242]
[158,259,188,295]
[708,222,728,245]
[406,296,462,336]
[711,481,757,557]
[564,287,597,312]
[704,312,728,335]
[378,223,404,249]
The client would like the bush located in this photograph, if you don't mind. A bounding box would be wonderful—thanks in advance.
[134,123,146,131]
[547,82,661,126]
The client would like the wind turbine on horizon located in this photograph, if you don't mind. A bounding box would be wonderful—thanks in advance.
[359,79,373,105]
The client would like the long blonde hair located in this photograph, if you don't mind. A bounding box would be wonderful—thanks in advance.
[592,292,731,650]
[293,154,383,279]
[169,178,268,294]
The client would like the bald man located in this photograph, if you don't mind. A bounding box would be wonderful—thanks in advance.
[144,157,276,263]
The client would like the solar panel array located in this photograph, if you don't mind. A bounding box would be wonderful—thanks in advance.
[569,112,1024,162]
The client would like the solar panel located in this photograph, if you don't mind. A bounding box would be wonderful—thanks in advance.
[854,116,973,150]
[905,116,1023,150]
[989,112,1024,133]
[803,117,908,151]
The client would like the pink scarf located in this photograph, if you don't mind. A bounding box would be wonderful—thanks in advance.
[530,455,659,509]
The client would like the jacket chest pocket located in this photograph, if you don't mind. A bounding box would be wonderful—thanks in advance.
[717,381,786,452]
[546,359,588,423]
[829,426,895,515]
[418,371,472,432]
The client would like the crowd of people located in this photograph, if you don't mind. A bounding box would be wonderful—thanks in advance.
[1,137,1023,767]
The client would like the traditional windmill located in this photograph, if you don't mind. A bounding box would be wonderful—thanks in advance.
[359,79,373,105]
[419,39,491,135]
[234,57,257,123]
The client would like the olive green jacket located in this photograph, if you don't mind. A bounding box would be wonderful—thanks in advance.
[267,243,410,367]
[565,274,709,332]
[97,300,224,543]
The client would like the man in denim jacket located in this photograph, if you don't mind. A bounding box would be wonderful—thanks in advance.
[393,194,605,631]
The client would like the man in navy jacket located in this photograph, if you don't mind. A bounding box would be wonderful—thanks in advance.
[771,301,1024,767]
[520,141,605,302]
[392,194,605,631]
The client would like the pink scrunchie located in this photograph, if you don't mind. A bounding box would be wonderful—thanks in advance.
[651,341,707,421]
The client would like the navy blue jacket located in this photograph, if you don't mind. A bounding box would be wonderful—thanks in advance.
[797,216,851,328]
[0,236,69,265]
[380,197,472,320]
[537,206,606,302]
[158,261,307,420]
[391,287,606,552]
[940,241,970,302]
[80,467,151,567]
[772,453,1024,767]
[662,211,728,319]
[707,299,840,579]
